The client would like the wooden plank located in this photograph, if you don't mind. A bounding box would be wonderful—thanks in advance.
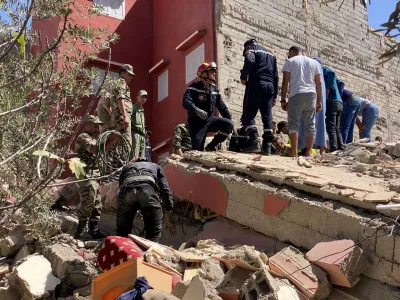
[183,263,199,282]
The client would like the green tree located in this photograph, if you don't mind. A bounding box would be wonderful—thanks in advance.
[0,0,117,240]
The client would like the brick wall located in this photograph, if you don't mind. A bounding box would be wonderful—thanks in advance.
[215,0,400,141]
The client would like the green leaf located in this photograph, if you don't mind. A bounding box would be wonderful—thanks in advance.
[69,158,86,180]
[33,150,60,160]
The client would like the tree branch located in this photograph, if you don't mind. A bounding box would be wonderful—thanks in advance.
[36,132,54,179]
[0,0,35,62]
[0,94,44,117]
[0,12,69,89]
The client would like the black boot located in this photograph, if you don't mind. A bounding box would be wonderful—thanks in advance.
[242,139,261,153]
[88,221,107,240]
[261,142,272,156]
[75,220,87,239]
[205,140,218,152]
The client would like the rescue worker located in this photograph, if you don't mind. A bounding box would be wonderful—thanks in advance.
[240,39,279,155]
[75,115,119,239]
[131,90,147,159]
[110,64,135,147]
[182,62,234,151]
[96,96,112,133]
[116,158,176,242]
[173,123,192,156]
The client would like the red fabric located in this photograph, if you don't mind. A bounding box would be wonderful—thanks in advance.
[97,236,144,271]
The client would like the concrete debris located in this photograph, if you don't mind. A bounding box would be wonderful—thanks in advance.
[0,263,9,276]
[198,259,225,288]
[306,240,370,288]
[355,150,373,164]
[8,254,61,298]
[58,214,79,236]
[143,289,180,300]
[0,231,29,257]
[269,246,332,299]
[12,245,32,266]
[217,266,253,295]
[171,280,191,299]
[181,275,222,300]
[239,266,299,300]
[221,245,261,266]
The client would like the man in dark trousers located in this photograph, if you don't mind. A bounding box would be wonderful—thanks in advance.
[116,158,176,242]
[240,39,279,155]
[182,62,234,151]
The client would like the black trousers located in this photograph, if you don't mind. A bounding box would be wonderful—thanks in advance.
[326,101,344,152]
[116,185,163,242]
[189,116,234,151]
[242,80,274,143]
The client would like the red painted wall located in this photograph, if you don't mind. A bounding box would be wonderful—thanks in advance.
[150,0,215,162]
[32,0,153,140]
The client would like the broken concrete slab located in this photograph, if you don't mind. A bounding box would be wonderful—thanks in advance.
[142,290,180,300]
[269,246,331,299]
[304,178,332,187]
[171,280,190,299]
[364,192,396,203]
[217,266,253,295]
[44,243,85,279]
[59,214,78,236]
[239,266,299,300]
[181,275,222,300]
[306,240,370,288]
[198,259,224,288]
[0,232,27,257]
[9,254,60,298]
[340,189,356,197]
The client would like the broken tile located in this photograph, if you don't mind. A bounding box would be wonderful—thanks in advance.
[304,178,331,187]
[306,240,370,288]
[364,192,396,203]
[339,189,355,197]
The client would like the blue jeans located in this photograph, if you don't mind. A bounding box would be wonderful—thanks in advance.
[341,97,361,144]
[360,103,379,142]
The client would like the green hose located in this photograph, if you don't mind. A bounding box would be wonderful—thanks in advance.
[94,130,133,177]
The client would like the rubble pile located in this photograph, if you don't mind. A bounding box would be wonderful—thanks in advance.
[120,236,370,300]
[0,231,101,300]
[321,139,400,181]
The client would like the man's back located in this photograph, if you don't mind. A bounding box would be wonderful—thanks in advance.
[282,56,319,98]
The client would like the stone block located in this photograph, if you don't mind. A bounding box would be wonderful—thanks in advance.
[12,245,31,266]
[217,266,253,295]
[43,243,84,279]
[305,240,370,288]
[239,266,300,300]
[269,246,332,299]
[58,214,78,236]
[0,232,26,257]
[8,254,60,299]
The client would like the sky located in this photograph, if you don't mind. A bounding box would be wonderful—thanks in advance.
[0,1,396,30]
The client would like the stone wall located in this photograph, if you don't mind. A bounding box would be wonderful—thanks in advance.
[215,0,400,141]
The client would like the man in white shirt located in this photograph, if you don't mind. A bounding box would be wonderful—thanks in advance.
[280,46,323,157]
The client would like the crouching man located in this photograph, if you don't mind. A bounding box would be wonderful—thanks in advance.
[116,158,176,242]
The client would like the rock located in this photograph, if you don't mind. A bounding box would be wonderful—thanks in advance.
[172,280,190,299]
[392,142,400,157]
[239,266,300,300]
[0,232,27,257]
[306,240,370,288]
[143,290,180,300]
[217,266,253,295]
[344,146,365,157]
[84,241,98,249]
[364,192,396,203]
[340,189,355,197]
[351,163,369,173]
[375,153,393,164]
[0,286,20,300]
[222,245,260,264]
[59,214,79,236]
[73,285,91,297]
[198,259,225,288]
[77,241,85,248]
[181,275,222,300]
[269,246,332,299]
[355,150,373,164]
[389,179,400,193]
[0,263,9,276]
[385,142,396,156]
[43,243,85,279]
[12,245,31,266]
[8,254,60,298]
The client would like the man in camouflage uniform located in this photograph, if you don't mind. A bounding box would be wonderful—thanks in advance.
[75,115,119,239]
[131,90,147,159]
[173,123,192,156]
[96,96,112,133]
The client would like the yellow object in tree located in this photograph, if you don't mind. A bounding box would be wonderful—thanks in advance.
[14,33,25,55]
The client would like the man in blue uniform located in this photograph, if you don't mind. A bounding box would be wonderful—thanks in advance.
[117,158,176,242]
[182,62,234,151]
[240,39,279,155]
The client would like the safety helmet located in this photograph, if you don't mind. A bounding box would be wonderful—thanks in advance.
[197,62,217,78]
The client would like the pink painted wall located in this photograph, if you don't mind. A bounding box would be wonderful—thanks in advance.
[150,0,215,162]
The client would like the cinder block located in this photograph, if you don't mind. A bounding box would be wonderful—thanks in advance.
[269,246,332,299]
[306,240,370,288]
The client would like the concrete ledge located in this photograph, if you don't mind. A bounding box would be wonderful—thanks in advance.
[164,153,400,287]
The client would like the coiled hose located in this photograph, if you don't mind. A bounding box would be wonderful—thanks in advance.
[94,130,133,180]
